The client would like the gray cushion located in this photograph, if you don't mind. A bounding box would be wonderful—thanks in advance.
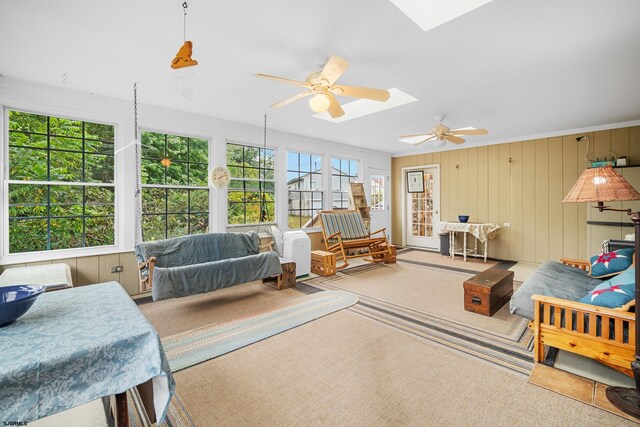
[509,261,603,320]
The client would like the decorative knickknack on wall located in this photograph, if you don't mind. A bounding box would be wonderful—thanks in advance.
[171,1,198,99]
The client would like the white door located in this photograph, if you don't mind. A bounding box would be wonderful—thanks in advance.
[369,168,389,238]
[405,166,440,249]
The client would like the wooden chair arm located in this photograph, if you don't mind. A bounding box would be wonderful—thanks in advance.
[531,294,635,320]
[259,241,275,252]
[138,256,156,293]
[560,258,591,273]
[369,228,387,237]
[326,231,343,241]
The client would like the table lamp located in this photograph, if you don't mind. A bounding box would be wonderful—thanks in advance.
[563,166,640,417]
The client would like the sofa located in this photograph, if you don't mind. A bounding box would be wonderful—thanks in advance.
[135,231,282,301]
[510,240,636,377]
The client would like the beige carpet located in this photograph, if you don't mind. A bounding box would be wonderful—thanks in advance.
[397,247,499,272]
[140,286,635,426]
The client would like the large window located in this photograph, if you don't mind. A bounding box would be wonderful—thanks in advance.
[227,142,275,225]
[331,157,359,209]
[140,131,209,241]
[287,151,323,229]
[6,110,115,253]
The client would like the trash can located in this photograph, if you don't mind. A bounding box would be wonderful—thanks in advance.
[439,233,450,256]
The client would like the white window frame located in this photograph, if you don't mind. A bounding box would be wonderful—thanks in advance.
[331,156,361,210]
[286,150,324,230]
[1,106,123,264]
[139,128,211,242]
[225,140,277,228]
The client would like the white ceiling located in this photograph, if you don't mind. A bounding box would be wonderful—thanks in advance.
[1,0,639,156]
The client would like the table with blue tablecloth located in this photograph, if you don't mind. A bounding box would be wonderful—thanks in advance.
[0,281,174,424]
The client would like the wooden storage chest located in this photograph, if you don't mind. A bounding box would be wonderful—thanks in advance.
[463,269,514,316]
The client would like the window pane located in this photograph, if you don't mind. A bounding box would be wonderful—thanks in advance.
[143,215,166,241]
[85,154,114,183]
[50,217,83,250]
[190,189,209,213]
[86,186,115,216]
[8,111,47,134]
[244,146,259,168]
[50,150,83,182]
[244,167,259,179]
[245,203,261,223]
[85,216,115,247]
[9,131,47,149]
[300,154,311,173]
[228,202,244,225]
[50,117,82,138]
[168,188,188,213]
[227,144,243,166]
[190,138,208,163]
[167,214,188,238]
[142,159,165,185]
[287,151,299,171]
[85,139,114,155]
[50,136,82,152]
[9,147,48,181]
[84,122,114,141]
[141,132,165,159]
[189,163,208,186]
[9,184,47,217]
[189,214,208,234]
[9,219,48,253]
[166,161,188,186]
[142,188,166,214]
[50,185,83,217]
[167,135,188,162]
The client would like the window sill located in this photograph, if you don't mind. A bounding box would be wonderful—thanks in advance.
[0,245,126,266]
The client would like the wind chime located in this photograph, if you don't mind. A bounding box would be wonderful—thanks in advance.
[171,1,198,99]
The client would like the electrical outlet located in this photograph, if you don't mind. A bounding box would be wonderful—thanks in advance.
[111,265,124,273]
[503,223,511,227]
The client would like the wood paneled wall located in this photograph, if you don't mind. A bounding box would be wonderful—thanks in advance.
[391,126,640,263]
[0,252,141,295]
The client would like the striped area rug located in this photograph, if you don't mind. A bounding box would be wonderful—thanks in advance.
[162,290,358,372]
[299,261,534,377]
[126,386,195,427]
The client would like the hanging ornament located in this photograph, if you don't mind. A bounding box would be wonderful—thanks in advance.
[161,158,172,167]
[172,2,198,99]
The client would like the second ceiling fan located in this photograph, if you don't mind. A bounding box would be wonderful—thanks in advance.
[256,55,390,118]
[400,117,488,147]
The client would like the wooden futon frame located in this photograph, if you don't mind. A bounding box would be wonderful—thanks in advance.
[531,258,635,377]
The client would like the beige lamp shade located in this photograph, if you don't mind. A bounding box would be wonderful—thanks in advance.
[563,166,640,203]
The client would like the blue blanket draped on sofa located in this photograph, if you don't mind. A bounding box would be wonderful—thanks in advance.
[135,232,282,301]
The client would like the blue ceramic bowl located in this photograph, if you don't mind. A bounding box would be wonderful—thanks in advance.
[0,285,45,327]
[458,215,470,223]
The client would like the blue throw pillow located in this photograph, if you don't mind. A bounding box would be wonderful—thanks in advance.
[579,282,635,308]
[590,248,634,278]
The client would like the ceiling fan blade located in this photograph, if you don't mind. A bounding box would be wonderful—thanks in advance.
[270,91,312,109]
[333,85,390,102]
[399,133,431,139]
[320,55,349,85]
[445,135,465,144]
[327,92,345,118]
[450,128,488,136]
[255,73,311,88]
[402,136,436,146]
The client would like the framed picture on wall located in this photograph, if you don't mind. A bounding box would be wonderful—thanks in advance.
[407,170,424,193]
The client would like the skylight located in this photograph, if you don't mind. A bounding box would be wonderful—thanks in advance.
[389,0,494,32]
[313,88,417,123]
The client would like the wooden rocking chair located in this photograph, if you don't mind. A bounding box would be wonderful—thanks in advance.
[319,210,393,270]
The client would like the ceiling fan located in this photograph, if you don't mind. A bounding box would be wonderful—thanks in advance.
[399,117,488,147]
[256,55,390,118]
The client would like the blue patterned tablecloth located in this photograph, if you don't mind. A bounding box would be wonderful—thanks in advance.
[0,281,174,422]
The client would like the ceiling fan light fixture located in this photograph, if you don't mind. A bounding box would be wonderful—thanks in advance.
[432,139,447,148]
[309,93,330,113]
